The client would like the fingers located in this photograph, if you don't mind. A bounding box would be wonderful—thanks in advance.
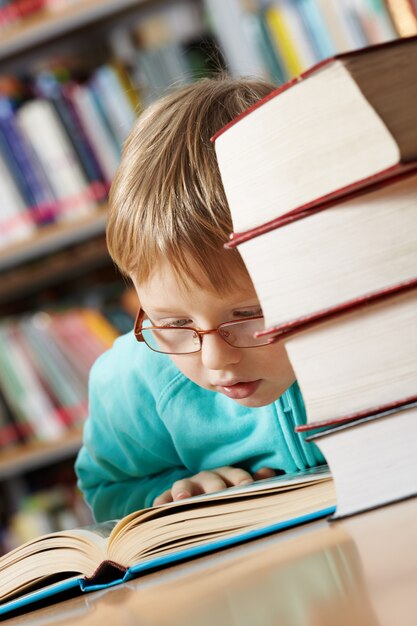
[252,467,276,480]
[153,489,174,506]
[213,466,255,487]
[153,466,277,507]
[171,473,226,500]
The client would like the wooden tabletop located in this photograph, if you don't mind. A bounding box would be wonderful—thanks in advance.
[4,497,417,626]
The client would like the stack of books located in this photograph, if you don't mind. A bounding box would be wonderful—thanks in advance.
[213,34,417,520]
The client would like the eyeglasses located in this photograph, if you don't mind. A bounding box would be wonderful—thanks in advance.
[134,308,273,354]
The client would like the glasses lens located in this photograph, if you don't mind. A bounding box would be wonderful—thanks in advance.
[141,327,200,354]
[218,318,268,348]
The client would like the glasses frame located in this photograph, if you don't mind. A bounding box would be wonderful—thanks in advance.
[134,308,273,354]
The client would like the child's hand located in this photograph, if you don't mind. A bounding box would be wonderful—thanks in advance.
[153,466,276,506]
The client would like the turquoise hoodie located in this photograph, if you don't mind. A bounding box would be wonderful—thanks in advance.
[75,331,325,522]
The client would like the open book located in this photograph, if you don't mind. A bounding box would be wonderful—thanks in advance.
[0,467,335,617]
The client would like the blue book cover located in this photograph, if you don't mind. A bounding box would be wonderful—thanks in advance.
[34,73,108,200]
[0,97,56,224]
[0,468,335,618]
[295,0,336,60]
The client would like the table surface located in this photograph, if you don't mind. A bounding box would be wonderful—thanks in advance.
[4,497,417,626]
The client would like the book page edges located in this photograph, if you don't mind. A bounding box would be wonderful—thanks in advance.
[124,506,335,578]
[256,278,417,341]
[225,163,417,248]
[299,396,417,433]
[329,492,417,522]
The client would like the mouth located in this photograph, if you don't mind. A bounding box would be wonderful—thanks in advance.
[215,380,262,400]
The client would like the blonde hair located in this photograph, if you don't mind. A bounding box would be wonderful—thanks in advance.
[107,75,275,293]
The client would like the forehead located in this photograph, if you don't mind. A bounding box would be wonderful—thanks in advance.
[133,257,257,311]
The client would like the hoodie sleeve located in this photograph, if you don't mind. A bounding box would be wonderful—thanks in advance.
[75,340,191,522]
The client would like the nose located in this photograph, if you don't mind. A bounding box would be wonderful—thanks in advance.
[200,332,242,370]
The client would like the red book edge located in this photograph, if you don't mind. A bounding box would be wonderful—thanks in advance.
[211,34,417,144]
[225,162,417,248]
[298,395,417,435]
[256,277,417,342]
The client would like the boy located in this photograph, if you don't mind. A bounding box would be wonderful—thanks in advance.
[75,77,325,522]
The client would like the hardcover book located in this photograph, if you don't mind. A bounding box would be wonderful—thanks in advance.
[307,405,417,519]
[283,286,417,426]
[223,171,417,335]
[213,35,417,236]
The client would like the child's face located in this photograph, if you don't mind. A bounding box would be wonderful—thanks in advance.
[132,259,295,408]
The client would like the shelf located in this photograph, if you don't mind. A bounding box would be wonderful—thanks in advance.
[0,206,108,273]
[0,235,111,307]
[0,0,152,59]
[0,428,83,480]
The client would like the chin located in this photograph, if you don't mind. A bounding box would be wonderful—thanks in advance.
[232,395,273,408]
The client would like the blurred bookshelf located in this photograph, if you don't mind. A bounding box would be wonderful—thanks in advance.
[0,0,413,551]
[0,0,153,60]
[0,427,83,480]
[0,205,107,271]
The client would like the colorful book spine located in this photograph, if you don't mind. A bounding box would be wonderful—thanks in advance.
[16,98,97,221]
[63,81,120,183]
[242,6,287,83]
[0,97,56,224]
[89,64,137,148]
[34,72,108,202]
[264,3,305,78]
[295,0,337,59]
[0,149,35,248]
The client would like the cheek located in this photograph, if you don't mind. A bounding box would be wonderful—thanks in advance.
[169,354,206,385]
[258,342,295,379]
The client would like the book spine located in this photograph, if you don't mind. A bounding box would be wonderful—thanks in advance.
[16,99,97,220]
[203,0,268,78]
[64,82,120,183]
[295,0,337,59]
[384,0,417,36]
[264,3,305,78]
[89,65,137,148]
[0,97,56,224]
[313,0,355,52]
[0,323,62,441]
[242,8,287,84]
[34,73,108,199]
[0,149,35,247]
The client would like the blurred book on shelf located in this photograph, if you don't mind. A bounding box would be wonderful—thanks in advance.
[204,0,399,85]
[0,300,134,450]
[0,453,94,555]
[0,0,86,30]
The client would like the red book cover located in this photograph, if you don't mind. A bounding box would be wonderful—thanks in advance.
[256,277,417,342]
[299,395,417,434]
[225,163,417,248]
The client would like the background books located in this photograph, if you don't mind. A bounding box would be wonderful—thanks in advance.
[0,304,132,449]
